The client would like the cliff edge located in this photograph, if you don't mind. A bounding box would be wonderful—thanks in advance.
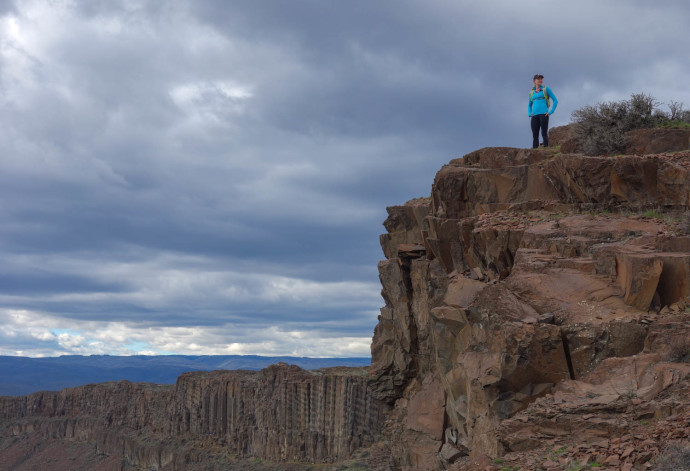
[370,137,690,470]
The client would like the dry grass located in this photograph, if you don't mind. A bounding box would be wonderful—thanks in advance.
[652,443,690,470]
[682,212,690,235]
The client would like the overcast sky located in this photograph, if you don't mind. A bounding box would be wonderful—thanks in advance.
[1,0,688,357]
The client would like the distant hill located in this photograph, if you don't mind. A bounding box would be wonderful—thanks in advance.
[0,354,370,396]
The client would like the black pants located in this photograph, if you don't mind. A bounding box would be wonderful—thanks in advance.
[531,114,549,148]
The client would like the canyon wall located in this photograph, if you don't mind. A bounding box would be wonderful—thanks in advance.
[0,364,387,470]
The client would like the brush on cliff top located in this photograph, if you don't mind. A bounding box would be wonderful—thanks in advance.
[571,93,690,155]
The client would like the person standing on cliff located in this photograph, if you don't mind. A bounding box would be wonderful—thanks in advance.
[528,74,558,148]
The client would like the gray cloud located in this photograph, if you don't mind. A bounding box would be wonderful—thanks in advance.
[0,0,688,356]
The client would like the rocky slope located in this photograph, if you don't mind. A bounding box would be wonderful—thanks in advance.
[0,364,387,470]
[369,128,690,470]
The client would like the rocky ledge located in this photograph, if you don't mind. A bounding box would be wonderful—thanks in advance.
[370,146,690,470]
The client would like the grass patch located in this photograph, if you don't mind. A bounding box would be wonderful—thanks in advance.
[657,120,690,128]
[643,209,663,218]
[546,446,569,461]
[664,214,681,224]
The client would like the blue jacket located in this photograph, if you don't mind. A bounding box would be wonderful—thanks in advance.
[528,86,558,116]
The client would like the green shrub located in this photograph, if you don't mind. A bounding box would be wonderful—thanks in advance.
[643,210,663,218]
[658,120,690,128]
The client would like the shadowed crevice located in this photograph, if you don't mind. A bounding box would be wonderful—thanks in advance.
[561,330,576,380]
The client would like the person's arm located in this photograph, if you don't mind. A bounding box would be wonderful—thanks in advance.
[528,95,533,117]
[547,87,558,114]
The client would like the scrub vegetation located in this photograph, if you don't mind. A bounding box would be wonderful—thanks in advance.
[571,93,690,155]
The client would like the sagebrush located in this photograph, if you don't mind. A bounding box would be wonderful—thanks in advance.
[571,93,690,155]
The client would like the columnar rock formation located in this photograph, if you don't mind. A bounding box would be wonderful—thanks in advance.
[169,364,384,461]
[0,364,386,469]
[370,141,690,470]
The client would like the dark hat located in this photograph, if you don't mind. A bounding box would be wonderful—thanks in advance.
[533,74,544,80]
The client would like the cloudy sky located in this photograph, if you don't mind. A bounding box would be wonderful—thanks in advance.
[0,0,688,357]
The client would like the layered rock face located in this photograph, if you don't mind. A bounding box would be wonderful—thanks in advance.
[370,146,690,470]
[0,364,386,469]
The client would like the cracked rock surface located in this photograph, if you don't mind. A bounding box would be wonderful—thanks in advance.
[370,146,690,470]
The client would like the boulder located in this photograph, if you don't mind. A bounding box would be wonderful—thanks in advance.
[548,123,577,147]
[625,127,690,155]
[615,253,663,310]
[405,376,446,441]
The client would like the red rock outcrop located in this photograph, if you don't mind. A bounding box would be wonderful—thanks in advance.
[370,147,690,470]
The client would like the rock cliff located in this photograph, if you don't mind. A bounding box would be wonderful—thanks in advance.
[370,141,690,470]
[0,364,386,470]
